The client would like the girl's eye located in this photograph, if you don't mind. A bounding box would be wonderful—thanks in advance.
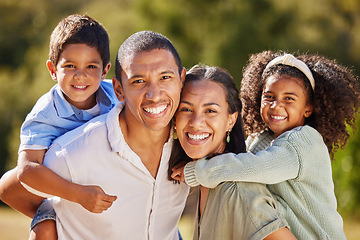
[65,64,75,68]
[263,95,274,100]
[285,97,294,101]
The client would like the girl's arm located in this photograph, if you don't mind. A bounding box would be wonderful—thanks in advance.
[182,133,301,188]
[17,149,117,213]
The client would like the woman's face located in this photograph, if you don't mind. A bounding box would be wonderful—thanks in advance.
[175,79,237,160]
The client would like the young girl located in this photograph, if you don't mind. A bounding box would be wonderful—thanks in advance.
[173,52,360,239]
[170,64,296,239]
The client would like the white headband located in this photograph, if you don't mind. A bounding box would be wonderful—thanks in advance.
[264,54,315,90]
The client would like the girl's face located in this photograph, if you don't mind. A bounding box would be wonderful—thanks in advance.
[260,75,313,138]
[175,79,237,160]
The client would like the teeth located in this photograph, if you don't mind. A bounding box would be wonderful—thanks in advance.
[271,115,286,120]
[144,105,167,114]
[188,133,210,141]
[74,85,87,89]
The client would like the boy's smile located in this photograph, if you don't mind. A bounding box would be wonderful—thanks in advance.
[47,43,111,110]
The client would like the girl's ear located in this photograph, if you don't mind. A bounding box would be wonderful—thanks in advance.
[46,60,57,81]
[304,104,313,118]
[112,77,125,102]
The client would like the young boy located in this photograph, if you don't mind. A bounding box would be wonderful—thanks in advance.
[0,14,118,239]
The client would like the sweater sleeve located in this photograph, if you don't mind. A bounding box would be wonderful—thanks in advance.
[184,130,302,188]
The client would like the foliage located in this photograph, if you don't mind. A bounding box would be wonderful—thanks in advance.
[0,0,359,215]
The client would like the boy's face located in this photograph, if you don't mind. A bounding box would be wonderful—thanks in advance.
[113,49,185,132]
[47,43,111,110]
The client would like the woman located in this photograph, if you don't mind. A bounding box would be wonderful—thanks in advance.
[169,65,296,240]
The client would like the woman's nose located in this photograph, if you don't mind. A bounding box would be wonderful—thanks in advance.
[189,113,205,128]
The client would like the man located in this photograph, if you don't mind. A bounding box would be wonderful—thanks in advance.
[41,31,188,239]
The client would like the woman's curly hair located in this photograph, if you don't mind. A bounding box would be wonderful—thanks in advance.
[241,50,360,157]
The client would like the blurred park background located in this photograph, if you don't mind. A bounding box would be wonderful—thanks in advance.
[0,0,360,239]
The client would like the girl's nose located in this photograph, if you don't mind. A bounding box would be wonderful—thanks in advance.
[270,100,283,109]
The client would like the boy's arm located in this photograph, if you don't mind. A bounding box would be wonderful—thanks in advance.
[183,140,300,188]
[18,149,117,213]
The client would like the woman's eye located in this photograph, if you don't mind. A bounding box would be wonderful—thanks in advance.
[179,107,191,112]
[206,109,217,113]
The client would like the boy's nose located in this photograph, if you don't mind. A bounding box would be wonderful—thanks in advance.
[74,69,87,79]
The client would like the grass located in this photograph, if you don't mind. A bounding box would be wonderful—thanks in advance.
[1,206,360,240]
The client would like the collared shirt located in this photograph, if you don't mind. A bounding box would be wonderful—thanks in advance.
[42,104,189,240]
[19,80,118,152]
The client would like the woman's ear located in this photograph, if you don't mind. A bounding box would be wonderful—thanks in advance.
[112,77,125,102]
[46,60,57,81]
[228,112,238,130]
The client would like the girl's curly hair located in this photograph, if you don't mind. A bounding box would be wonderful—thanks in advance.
[241,50,360,157]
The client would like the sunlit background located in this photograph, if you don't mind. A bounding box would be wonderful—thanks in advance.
[1,0,360,239]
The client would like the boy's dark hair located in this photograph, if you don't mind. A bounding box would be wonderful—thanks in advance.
[241,50,360,157]
[49,14,110,69]
[115,31,182,84]
[168,64,247,182]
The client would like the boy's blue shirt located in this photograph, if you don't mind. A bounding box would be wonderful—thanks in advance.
[19,79,118,152]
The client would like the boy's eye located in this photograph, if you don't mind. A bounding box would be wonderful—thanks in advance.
[285,97,295,101]
[88,65,97,69]
[65,64,75,68]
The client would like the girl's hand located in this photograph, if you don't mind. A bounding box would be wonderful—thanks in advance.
[77,185,117,213]
[171,162,187,183]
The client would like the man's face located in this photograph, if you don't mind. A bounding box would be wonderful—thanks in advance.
[114,49,185,131]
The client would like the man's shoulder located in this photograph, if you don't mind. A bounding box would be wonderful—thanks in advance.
[50,114,108,149]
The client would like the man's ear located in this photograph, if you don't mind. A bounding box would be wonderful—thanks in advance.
[112,77,125,102]
[180,67,186,86]
[46,60,57,82]
[101,62,111,80]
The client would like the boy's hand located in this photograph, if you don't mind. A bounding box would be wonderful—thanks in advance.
[171,162,187,183]
[77,185,117,213]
